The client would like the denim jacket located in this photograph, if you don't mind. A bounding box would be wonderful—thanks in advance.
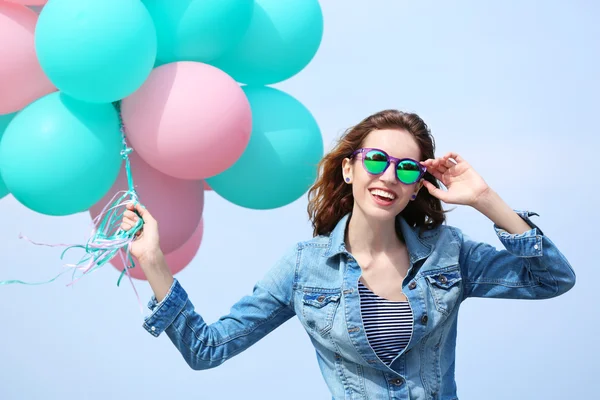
[143,211,575,400]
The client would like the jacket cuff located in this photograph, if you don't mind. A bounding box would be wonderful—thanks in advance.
[493,210,544,258]
[142,278,188,337]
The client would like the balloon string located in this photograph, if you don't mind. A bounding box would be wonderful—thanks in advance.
[0,103,146,314]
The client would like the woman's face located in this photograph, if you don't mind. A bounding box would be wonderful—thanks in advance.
[342,129,424,223]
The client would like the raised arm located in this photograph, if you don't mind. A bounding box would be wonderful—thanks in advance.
[421,153,575,300]
[456,210,575,300]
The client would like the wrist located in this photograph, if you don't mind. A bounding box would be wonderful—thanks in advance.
[472,187,502,214]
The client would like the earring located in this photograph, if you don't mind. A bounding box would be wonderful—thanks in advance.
[345,177,350,183]
[410,194,416,200]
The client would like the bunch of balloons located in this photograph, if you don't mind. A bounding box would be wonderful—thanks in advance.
[0,0,324,280]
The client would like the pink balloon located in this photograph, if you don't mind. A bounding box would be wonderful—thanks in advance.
[203,181,213,191]
[5,1,47,6]
[89,151,204,254]
[111,218,204,280]
[0,2,55,114]
[121,61,252,180]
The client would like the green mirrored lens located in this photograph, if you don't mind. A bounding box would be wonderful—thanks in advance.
[364,150,388,174]
[396,160,421,183]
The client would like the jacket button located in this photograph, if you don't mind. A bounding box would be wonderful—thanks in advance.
[391,378,404,385]
[317,295,325,302]
[438,275,447,284]
[408,281,417,290]
[421,315,428,325]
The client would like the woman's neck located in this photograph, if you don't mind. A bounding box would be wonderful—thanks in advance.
[345,208,404,257]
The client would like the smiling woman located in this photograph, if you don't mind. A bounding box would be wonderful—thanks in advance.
[123,109,576,400]
[309,110,445,236]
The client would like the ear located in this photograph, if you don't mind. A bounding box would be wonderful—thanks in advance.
[342,157,353,183]
[411,179,424,199]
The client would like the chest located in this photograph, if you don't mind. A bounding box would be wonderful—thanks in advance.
[353,250,411,301]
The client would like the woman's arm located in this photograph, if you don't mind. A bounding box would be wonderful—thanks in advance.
[141,245,299,370]
[121,202,298,370]
[456,208,575,300]
[138,250,174,303]
[422,153,576,300]
[472,188,532,235]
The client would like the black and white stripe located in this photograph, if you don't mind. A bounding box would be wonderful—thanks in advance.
[358,280,414,365]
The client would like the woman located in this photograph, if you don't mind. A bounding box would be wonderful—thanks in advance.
[121,110,575,400]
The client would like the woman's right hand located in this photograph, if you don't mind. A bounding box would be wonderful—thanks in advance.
[121,202,161,262]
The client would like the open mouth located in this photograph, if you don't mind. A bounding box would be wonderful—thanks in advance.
[369,188,397,206]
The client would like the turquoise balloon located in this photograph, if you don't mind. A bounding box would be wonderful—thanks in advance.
[206,86,323,210]
[35,0,157,103]
[0,176,7,199]
[211,0,323,85]
[143,0,253,63]
[0,93,122,216]
[0,112,16,199]
[0,113,14,133]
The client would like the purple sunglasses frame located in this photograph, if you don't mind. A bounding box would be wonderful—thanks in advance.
[350,148,427,184]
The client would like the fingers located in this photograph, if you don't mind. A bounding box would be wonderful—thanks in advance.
[126,202,155,223]
[423,158,448,175]
[443,152,463,163]
[422,180,448,202]
[121,210,139,231]
[122,202,153,232]
[427,166,444,182]
[423,153,462,175]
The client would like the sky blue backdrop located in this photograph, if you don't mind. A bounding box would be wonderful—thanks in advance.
[1,1,597,399]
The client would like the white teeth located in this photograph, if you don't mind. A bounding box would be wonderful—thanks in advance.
[370,189,396,200]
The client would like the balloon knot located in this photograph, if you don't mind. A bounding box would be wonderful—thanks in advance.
[120,147,133,158]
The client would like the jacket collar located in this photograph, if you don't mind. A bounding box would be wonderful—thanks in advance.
[323,213,435,265]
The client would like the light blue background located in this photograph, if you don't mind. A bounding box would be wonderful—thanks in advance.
[1,1,597,399]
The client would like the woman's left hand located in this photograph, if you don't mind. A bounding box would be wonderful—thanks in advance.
[421,152,490,206]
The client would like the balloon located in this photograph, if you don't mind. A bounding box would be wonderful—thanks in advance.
[0,177,7,200]
[6,1,47,5]
[89,151,204,254]
[110,218,204,280]
[0,112,15,133]
[35,0,156,103]
[0,93,122,215]
[143,0,253,63]
[211,0,323,85]
[0,2,55,114]
[121,61,252,180]
[0,112,16,199]
[27,6,44,15]
[206,86,323,209]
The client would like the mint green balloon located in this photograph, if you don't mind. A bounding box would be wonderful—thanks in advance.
[143,0,253,63]
[0,93,122,216]
[206,86,323,210]
[0,112,16,199]
[211,0,323,85]
[0,113,14,133]
[0,176,7,199]
[35,0,157,103]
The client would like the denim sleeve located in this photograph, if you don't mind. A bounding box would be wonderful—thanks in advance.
[458,210,576,300]
[142,244,299,370]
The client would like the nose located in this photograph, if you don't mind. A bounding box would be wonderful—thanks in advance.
[379,163,397,184]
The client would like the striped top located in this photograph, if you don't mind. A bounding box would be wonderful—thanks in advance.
[358,280,414,365]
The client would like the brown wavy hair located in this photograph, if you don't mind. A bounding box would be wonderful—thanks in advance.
[307,109,446,237]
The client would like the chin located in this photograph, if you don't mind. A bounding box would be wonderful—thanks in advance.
[356,202,401,223]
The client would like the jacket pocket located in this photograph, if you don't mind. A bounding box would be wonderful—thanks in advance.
[301,290,341,335]
[424,268,462,316]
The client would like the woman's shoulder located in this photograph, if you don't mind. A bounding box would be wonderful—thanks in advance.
[279,233,337,259]
[298,234,331,248]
